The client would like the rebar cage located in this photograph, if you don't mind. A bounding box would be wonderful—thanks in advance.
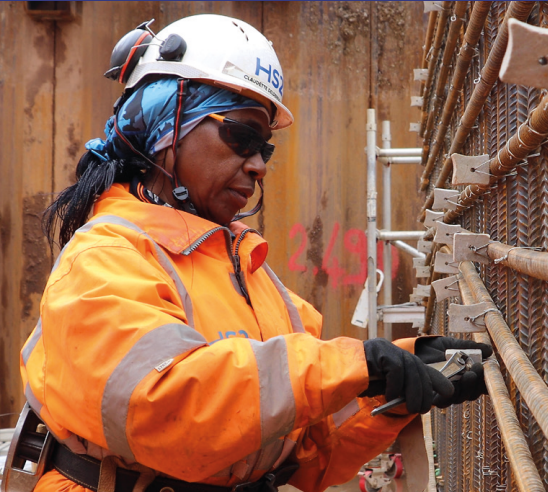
[419,2,548,491]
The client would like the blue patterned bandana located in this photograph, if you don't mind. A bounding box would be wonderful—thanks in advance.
[85,79,268,161]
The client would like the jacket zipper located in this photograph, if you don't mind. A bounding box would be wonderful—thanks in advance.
[181,226,255,305]
[232,229,259,306]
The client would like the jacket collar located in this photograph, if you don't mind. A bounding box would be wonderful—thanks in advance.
[93,184,268,272]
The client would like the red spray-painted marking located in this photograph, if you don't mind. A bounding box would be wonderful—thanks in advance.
[288,221,400,289]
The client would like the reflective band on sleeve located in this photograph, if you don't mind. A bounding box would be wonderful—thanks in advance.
[262,264,305,334]
[332,399,360,428]
[22,318,42,365]
[25,383,43,415]
[102,323,206,461]
[249,337,296,447]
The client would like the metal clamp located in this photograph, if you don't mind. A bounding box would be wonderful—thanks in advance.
[432,188,461,211]
[418,239,434,254]
[432,274,461,302]
[409,122,421,132]
[434,222,469,246]
[434,252,459,274]
[448,302,497,333]
[424,209,444,228]
[451,153,491,186]
[413,68,429,81]
[453,233,491,264]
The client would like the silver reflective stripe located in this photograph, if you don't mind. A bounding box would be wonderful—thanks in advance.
[25,383,43,415]
[22,318,42,365]
[332,399,360,428]
[50,219,101,274]
[262,264,305,334]
[255,439,284,471]
[249,337,296,447]
[102,323,206,461]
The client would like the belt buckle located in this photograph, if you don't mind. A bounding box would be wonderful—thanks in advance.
[231,472,276,492]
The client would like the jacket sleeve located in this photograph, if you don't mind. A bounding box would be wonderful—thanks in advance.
[286,290,417,491]
[22,236,372,483]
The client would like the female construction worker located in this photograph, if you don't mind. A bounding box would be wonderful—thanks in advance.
[19,14,491,492]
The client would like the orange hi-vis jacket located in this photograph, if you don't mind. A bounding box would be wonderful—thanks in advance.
[21,183,417,492]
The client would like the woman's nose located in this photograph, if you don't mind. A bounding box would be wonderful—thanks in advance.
[243,152,267,180]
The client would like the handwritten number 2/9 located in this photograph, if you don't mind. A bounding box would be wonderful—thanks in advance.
[288,222,398,288]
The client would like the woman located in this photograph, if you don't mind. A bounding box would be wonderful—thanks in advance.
[19,14,490,492]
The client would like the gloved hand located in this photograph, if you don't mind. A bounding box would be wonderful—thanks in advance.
[415,336,493,408]
[432,362,487,408]
[415,336,493,364]
[360,338,455,414]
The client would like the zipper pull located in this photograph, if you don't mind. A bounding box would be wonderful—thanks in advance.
[234,254,241,273]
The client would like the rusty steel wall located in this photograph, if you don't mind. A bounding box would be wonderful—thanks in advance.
[421,2,548,490]
[0,2,426,427]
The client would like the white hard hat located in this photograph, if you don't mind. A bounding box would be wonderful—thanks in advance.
[125,14,293,129]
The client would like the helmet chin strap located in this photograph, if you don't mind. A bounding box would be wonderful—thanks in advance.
[170,78,198,215]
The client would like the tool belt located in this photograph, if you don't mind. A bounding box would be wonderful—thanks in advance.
[51,441,299,492]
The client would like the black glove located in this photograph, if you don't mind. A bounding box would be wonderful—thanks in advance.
[360,338,454,414]
[415,336,492,364]
[415,336,493,407]
[432,362,487,408]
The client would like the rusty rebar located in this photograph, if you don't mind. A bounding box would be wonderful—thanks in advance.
[419,1,536,219]
[421,11,440,99]
[458,274,545,492]
[485,243,548,282]
[423,2,469,149]
[459,261,548,440]
[442,88,548,223]
[421,1,454,137]
[420,1,491,173]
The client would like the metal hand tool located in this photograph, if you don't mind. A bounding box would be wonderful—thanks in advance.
[370,351,471,417]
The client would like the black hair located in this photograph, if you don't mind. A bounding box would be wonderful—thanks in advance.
[42,151,150,250]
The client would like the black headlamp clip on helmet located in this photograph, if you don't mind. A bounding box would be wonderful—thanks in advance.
[104,19,187,84]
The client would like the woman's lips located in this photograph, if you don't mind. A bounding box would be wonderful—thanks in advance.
[228,188,251,208]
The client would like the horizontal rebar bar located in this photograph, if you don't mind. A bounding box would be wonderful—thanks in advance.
[419,1,536,220]
[487,242,548,281]
[443,89,548,222]
[420,1,492,183]
[458,276,545,492]
[459,260,548,441]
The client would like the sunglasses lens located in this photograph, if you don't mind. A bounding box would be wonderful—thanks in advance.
[218,123,274,163]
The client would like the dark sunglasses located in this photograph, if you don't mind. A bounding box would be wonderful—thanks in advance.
[208,113,275,163]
